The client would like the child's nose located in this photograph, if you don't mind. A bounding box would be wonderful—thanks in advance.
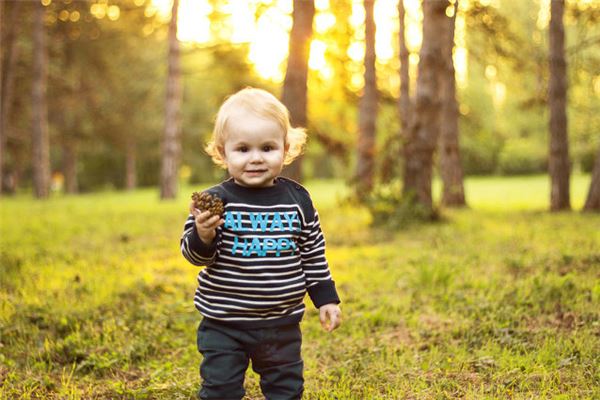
[249,150,263,162]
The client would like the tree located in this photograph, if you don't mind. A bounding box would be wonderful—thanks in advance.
[379,0,409,184]
[398,0,411,150]
[355,0,377,199]
[0,0,3,195]
[402,0,448,213]
[32,0,50,198]
[583,146,600,211]
[548,0,570,210]
[281,0,315,183]
[439,0,466,207]
[1,0,23,194]
[160,0,182,199]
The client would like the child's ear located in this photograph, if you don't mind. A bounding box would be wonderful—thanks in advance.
[284,142,290,153]
[217,145,226,159]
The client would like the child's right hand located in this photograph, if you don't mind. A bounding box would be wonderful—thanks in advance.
[190,201,224,245]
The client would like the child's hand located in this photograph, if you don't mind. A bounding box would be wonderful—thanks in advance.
[319,303,341,332]
[190,201,224,245]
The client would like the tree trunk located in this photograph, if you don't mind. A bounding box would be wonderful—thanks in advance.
[281,0,314,183]
[160,0,182,199]
[1,1,23,195]
[0,0,3,195]
[32,1,50,198]
[355,0,377,199]
[583,145,600,211]
[402,0,447,213]
[126,136,137,191]
[548,0,570,211]
[439,0,466,207]
[398,0,410,144]
[380,0,410,184]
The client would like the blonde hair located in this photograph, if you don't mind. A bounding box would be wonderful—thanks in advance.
[205,88,307,168]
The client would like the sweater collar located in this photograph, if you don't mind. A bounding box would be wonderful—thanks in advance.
[223,177,284,196]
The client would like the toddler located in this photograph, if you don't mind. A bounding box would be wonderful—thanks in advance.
[180,87,342,400]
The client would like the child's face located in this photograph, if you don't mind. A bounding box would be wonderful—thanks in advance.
[221,110,287,188]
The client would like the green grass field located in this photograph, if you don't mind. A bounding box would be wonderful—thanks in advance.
[1,175,598,399]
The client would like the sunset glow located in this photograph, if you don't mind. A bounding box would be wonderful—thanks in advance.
[151,0,468,87]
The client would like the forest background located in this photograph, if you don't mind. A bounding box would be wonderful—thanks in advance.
[2,0,599,197]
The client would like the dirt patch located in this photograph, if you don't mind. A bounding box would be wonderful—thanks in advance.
[418,313,455,332]
[521,302,592,333]
[379,324,415,347]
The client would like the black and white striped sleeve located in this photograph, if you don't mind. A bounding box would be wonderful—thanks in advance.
[299,208,340,308]
[180,214,217,266]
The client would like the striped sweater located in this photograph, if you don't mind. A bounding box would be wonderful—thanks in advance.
[180,177,340,328]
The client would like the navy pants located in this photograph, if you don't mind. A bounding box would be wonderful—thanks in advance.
[196,318,304,400]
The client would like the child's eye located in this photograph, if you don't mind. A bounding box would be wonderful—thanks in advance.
[262,145,273,152]
[238,146,248,152]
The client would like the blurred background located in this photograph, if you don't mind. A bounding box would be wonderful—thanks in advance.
[1,0,599,209]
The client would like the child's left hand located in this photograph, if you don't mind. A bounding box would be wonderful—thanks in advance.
[319,303,342,332]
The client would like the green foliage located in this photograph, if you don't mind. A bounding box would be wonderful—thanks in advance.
[457,55,501,175]
[460,0,600,178]
[77,144,126,191]
[460,127,502,175]
[4,0,600,192]
[1,177,599,398]
[578,145,598,173]
[365,180,439,229]
[497,139,548,175]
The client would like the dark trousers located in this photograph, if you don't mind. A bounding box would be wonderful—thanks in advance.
[196,318,304,400]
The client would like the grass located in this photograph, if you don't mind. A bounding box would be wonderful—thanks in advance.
[1,175,599,399]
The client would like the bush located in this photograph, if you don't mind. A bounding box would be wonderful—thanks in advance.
[460,138,500,175]
[78,147,126,191]
[497,140,547,175]
[366,180,439,229]
[579,146,598,173]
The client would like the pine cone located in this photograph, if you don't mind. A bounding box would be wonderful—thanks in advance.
[191,191,224,217]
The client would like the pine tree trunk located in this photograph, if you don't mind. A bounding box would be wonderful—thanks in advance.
[160,0,182,199]
[402,0,447,213]
[0,0,3,195]
[281,0,314,183]
[1,1,23,194]
[398,0,410,142]
[381,0,410,184]
[32,1,50,198]
[380,0,410,183]
[355,0,377,200]
[126,136,137,191]
[439,1,466,207]
[548,0,570,211]
[381,0,411,182]
[583,146,600,211]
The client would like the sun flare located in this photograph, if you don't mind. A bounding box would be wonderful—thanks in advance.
[151,0,467,86]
